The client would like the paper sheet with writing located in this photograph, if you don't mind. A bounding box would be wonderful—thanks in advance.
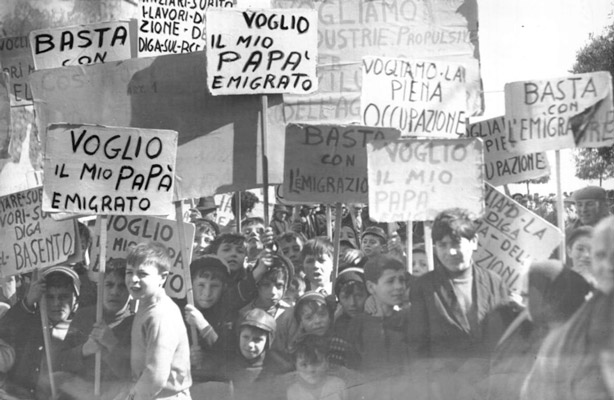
[361,56,469,137]
[505,71,614,153]
[367,138,484,222]
[43,124,178,216]
[90,215,194,299]
[466,116,550,186]
[0,187,77,276]
[474,184,563,292]
[284,124,400,203]
[206,8,318,95]
[0,36,35,106]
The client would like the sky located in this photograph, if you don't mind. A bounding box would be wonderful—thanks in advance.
[478,0,614,194]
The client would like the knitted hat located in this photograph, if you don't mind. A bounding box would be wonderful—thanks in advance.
[41,265,81,298]
[360,226,387,243]
[572,186,606,202]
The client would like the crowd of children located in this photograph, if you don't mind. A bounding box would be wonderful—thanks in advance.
[0,194,613,400]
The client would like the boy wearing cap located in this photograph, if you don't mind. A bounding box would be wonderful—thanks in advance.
[0,265,80,398]
[360,226,387,258]
[333,267,368,337]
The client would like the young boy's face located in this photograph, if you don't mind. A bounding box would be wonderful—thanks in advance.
[279,237,303,268]
[103,272,129,314]
[299,304,330,336]
[361,234,384,257]
[239,326,268,361]
[46,286,77,324]
[257,277,285,309]
[303,253,333,289]
[366,269,406,307]
[338,283,368,318]
[193,230,215,258]
[412,252,429,277]
[242,222,265,246]
[125,262,168,301]
[296,354,328,385]
[193,275,225,310]
[216,242,246,272]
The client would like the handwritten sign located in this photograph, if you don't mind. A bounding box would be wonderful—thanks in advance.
[367,138,484,222]
[29,52,285,199]
[505,71,614,153]
[270,0,482,124]
[0,36,35,106]
[361,56,468,137]
[206,8,318,95]
[30,20,136,70]
[474,184,563,291]
[284,124,400,203]
[90,215,195,298]
[465,116,550,186]
[138,0,233,56]
[0,187,77,276]
[43,124,178,216]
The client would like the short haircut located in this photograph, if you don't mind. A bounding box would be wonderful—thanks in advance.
[294,335,328,364]
[566,226,593,249]
[106,258,127,280]
[259,255,293,289]
[208,233,246,255]
[364,254,405,283]
[432,208,478,243]
[231,191,259,217]
[302,236,333,259]
[242,217,265,229]
[190,255,230,284]
[195,219,220,237]
[126,242,171,273]
[277,231,307,245]
[45,272,76,292]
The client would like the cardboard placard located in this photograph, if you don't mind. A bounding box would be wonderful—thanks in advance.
[0,36,35,106]
[0,187,77,276]
[206,8,318,95]
[284,124,400,203]
[367,138,484,222]
[0,73,10,158]
[361,56,468,137]
[271,0,482,124]
[30,20,137,70]
[474,184,563,292]
[466,116,550,186]
[43,124,178,216]
[90,215,195,298]
[29,52,285,199]
[138,0,233,56]
[504,71,614,153]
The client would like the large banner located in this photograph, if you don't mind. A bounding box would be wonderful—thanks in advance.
[475,184,563,292]
[284,124,400,203]
[367,138,484,222]
[90,215,195,299]
[466,116,550,186]
[0,36,36,106]
[504,71,614,153]
[29,51,285,199]
[361,56,468,137]
[0,187,77,276]
[43,124,178,216]
[206,8,318,95]
[30,20,137,70]
[270,0,482,124]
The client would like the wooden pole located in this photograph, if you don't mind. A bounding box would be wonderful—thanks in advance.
[424,223,434,271]
[406,221,413,274]
[261,95,270,226]
[235,191,242,233]
[38,269,57,399]
[555,150,566,264]
[175,203,199,346]
[94,216,108,396]
[331,203,343,289]
[326,206,333,239]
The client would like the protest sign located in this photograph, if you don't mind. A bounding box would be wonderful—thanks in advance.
[505,71,614,153]
[284,124,400,203]
[42,124,178,216]
[466,116,550,186]
[367,138,484,222]
[90,215,195,298]
[0,36,36,106]
[361,56,469,137]
[30,20,137,70]
[0,73,9,157]
[206,8,318,95]
[138,0,233,56]
[0,187,77,276]
[30,52,285,200]
[474,184,563,291]
[269,0,482,124]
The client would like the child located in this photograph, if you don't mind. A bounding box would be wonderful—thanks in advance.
[287,335,346,400]
[411,243,429,277]
[242,217,267,265]
[239,255,294,320]
[208,233,247,282]
[333,267,368,337]
[282,275,306,307]
[302,237,334,294]
[270,204,291,236]
[125,242,191,400]
[277,231,306,275]
[192,219,219,260]
[360,226,387,258]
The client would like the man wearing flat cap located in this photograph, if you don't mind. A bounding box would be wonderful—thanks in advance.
[566,185,610,234]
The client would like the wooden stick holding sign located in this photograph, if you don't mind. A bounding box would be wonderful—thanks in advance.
[38,269,57,399]
[406,221,413,274]
[175,203,199,346]
[331,203,343,288]
[261,95,270,226]
[326,207,333,239]
[94,216,108,396]
[555,151,566,264]
[424,224,434,272]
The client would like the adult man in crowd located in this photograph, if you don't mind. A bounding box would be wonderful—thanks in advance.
[566,185,610,233]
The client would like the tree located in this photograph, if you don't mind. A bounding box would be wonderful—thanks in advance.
[571,22,614,185]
